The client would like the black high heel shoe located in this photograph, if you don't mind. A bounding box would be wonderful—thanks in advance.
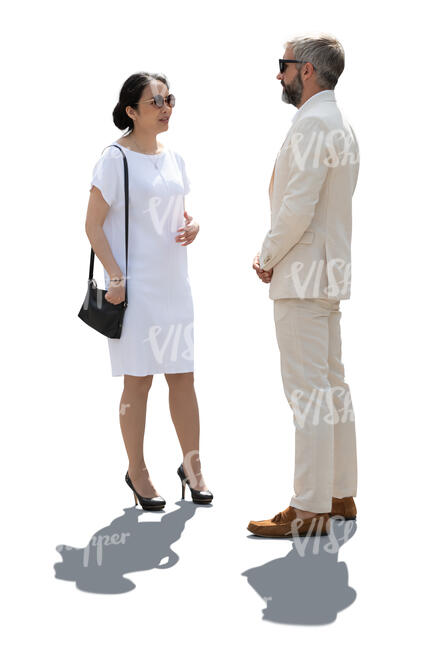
[177,463,213,504]
[125,471,166,510]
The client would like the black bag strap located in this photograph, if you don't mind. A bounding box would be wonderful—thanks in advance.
[88,143,129,306]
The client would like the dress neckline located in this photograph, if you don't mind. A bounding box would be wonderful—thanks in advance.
[113,141,167,157]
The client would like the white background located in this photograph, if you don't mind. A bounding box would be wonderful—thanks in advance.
[3,0,437,645]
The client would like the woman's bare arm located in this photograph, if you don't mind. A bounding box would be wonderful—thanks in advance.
[85,186,123,282]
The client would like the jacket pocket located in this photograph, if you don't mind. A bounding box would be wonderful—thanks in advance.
[296,230,314,245]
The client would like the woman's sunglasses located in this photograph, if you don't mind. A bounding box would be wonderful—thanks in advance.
[138,94,176,108]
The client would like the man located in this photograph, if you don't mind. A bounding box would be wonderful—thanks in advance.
[249,34,360,538]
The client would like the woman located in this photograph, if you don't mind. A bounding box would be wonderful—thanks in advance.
[85,72,213,510]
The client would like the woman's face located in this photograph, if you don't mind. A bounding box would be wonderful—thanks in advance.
[128,80,172,134]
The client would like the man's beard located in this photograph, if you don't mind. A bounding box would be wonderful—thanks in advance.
[281,72,303,107]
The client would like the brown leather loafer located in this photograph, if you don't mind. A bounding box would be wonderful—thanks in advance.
[330,496,357,520]
[247,506,330,538]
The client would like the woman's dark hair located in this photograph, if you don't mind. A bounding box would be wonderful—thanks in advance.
[112,72,170,133]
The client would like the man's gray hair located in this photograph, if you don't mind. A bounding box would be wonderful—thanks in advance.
[285,34,345,89]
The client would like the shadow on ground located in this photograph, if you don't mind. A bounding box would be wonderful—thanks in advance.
[54,500,207,594]
[242,517,358,625]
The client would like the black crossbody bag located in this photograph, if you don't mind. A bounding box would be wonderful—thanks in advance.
[77,144,129,338]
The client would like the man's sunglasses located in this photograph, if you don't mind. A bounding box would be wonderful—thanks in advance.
[137,93,176,108]
[279,59,317,73]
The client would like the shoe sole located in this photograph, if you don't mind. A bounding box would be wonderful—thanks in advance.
[329,515,357,520]
[247,530,330,538]
[247,526,330,538]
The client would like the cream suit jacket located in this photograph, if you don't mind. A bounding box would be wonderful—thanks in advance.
[259,89,360,300]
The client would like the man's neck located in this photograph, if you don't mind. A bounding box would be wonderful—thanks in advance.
[297,87,328,109]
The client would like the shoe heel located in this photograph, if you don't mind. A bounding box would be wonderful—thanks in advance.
[177,463,213,504]
[134,492,138,506]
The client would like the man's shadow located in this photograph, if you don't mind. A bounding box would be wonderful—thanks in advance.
[242,517,357,625]
[54,500,207,594]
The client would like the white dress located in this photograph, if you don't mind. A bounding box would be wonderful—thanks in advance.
[89,141,194,377]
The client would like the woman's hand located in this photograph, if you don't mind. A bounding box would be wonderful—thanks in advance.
[104,277,126,304]
[175,211,199,246]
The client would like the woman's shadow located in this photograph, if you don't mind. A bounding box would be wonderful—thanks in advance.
[242,517,357,625]
[54,500,206,594]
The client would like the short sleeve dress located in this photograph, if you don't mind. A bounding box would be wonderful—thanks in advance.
[89,141,194,377]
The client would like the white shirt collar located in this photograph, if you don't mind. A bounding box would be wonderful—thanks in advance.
[291,89,335,123]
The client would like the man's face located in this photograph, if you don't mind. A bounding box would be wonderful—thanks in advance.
[277,48,304,107]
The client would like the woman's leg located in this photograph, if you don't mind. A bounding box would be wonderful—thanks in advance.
[164,371,208,491]
[120,374,160,498]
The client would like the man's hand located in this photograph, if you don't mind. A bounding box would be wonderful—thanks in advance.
[253,252,273,283]
[175,211,199,246]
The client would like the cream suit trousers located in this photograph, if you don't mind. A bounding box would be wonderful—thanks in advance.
[273,297,357,513]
